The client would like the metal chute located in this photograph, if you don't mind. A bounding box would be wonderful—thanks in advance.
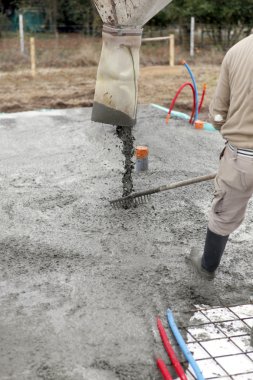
[93,0,173,27]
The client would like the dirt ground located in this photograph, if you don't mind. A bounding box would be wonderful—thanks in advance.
[0,106,252,379]
[0,64,220,114]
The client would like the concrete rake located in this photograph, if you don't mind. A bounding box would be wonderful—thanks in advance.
[110,173,216,208]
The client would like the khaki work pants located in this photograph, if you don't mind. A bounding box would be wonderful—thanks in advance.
[208,146,253,236]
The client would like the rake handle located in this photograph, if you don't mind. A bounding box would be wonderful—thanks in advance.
[111,173,216,204]
[146,173,216,196]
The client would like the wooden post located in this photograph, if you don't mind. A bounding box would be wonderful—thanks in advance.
[169,34,175,67]
[30,37,36,77]
[19,14,25,54]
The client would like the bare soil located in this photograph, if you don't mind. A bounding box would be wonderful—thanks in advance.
[0,64,220,115]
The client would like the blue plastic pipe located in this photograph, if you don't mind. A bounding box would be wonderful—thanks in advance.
[183,62,199,122]
[166,309,205,380]
[150,104,216,132]
[203,122,216,132]
[151,104,190,121]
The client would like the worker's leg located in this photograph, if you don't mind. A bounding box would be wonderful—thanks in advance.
[191,146,253,277]
[201,228,229,272]
[208,147,253,236]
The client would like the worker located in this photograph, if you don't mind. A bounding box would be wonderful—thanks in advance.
[189,34,253,280]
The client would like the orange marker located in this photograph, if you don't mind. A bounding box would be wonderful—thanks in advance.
[194,120,204,129]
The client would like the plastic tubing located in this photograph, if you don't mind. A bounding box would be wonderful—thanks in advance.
[151,104,216,132]
[166,309,205,380]
[166,82,196,125]
[156,358,173,380]
[157,318,188,380]
[183,61,199,122]
[198,83,207,113]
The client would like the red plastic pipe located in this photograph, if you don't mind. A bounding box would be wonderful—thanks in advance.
[157,318,188,380]
[166,82,196,125]
[198,83,207,113]
[156,358,173,380]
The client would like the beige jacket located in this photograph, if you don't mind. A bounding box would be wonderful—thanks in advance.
[209,34,253,148]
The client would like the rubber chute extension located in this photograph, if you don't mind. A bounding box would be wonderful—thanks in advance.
[92,26,142,127]
[91,0,173,127]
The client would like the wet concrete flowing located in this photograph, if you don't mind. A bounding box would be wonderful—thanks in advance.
[116,125,135,197]
[0,106,252,379]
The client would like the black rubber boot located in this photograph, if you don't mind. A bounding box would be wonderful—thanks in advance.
[201,228,229,272]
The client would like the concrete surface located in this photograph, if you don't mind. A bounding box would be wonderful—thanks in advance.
[0,106,252,380]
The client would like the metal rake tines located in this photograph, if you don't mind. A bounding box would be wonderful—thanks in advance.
[133,195,150,205]
[109,198,131,209]
[110,194,150,209]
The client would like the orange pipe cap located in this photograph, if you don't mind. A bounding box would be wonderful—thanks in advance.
[136,146,149,159]
[194,120,204,129]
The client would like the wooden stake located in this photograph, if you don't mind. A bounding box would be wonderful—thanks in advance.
[30,37,36,77]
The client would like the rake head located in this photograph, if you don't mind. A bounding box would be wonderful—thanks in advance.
[110,194,150,209]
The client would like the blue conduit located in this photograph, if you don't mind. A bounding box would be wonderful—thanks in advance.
[183,62,199,122]
[166,309,205,380]
[203,122,216,132]
[150,104,216,132]
[151,104,190,121]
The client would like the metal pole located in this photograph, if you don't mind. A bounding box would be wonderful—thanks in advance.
[190,16,195,57]
[19,14,25,54]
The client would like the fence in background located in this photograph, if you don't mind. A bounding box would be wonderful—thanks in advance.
[0,21,251,73]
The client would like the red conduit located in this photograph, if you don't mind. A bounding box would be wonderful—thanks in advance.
[157,318,188,380]
[198,83,207,114]
[156,358,173,380]
[166,83,207,126]
[165,82,196,125]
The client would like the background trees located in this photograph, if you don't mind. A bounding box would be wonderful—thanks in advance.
[0,0,253,48]
[151,0,253,49]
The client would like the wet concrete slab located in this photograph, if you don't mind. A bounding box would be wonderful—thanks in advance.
[0,106,252,379]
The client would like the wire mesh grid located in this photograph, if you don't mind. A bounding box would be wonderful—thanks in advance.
[176,304,253,379]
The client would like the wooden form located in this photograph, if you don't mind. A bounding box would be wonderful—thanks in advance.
[142,34,175,67]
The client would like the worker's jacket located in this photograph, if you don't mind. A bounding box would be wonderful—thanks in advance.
[209,34,253,148]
